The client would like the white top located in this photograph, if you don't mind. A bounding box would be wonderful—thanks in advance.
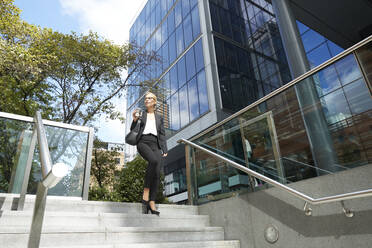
[142,117,157,136]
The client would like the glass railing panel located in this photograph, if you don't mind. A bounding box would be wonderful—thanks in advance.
[192,145,247,204]
[0,118,34,193]
[164,167,187,196]
[30,125,89,197]
[189,39,372,203]
[0,115,90,197]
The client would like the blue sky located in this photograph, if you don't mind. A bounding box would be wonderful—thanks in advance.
[14,0,81,34]
[13,0,146,143]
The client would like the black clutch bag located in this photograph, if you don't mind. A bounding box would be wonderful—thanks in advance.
[125,119,141,145]
[125,110,143,145]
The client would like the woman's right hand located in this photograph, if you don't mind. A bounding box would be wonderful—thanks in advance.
[132,110,139,122]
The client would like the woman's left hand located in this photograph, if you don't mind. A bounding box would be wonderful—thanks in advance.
[162,153,168,157]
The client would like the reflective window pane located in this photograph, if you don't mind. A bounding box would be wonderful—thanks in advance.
[219,8,232,38]
[210,3,221,33]
[186,47,196,81]
[160,0,167,18]
[191,5,201,39]
[190,0,198,8]
[194,39,204,73]
[168,10,175,34]
[355,42,372,93]
[307,42,331,68]
[178,56,187,87]
[162,72,171,100]
[162,42,169,69]
[301,29,326,53]
[296,20,309,35]
[171,92,180,130]
[197,69,209,114]
[321,89,351,124]
[168,32,177,63]
[314,65,341,96]
[328,41,343,57]
[224,42,238,70]
[170,66,178,94]
[188,77,199,121]
[183,14,193,48]
[151,10,156,33]
[155,28,162,52]
[167,0,174,11]
[165,97,172,136]
[155,4,161,27]
[182,0,191,17]
[179,84,190,127]
[214,37,225,67]
[175,1,182,27]
[162,20,168,46]
[334,54,362,85]
[344,78,372,115]
[176,24,185,57]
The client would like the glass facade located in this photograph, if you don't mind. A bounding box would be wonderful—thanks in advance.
[127,0,208,140]
[127,0,369,203]
[188,41,372,204]
[127,0,209,195]
[210,0,291,112]
[297,21,344,68]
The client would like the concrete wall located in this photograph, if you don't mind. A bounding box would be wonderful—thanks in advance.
[198,164,372,248]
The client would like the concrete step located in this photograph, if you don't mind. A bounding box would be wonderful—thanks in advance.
[0,226,225,248]
[0,211,210,228]
[0,194,198,216]
[40,240,241,248]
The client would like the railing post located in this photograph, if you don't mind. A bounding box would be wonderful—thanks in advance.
[17,126,38,210]
[82,127,94,200]
[27,182,48,248]
[185,144,193,205]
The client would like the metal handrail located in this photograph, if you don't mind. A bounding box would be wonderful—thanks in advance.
[179,138,372,216]
[26,111,69,248]
[0,111,90,133]
[190,34,372,142]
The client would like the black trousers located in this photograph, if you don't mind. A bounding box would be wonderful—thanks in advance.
[137,134,162,201]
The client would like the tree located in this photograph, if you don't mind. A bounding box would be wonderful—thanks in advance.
[1,0,168,201]
[45,31,159,126]
[0,0,56,118]
[1,0,160,125]
[88,138,121,201]
[114,155,168,204]
[90,138,120,189]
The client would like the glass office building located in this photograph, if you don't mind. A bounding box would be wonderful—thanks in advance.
[127,0,372,203]
[126,0,207,159]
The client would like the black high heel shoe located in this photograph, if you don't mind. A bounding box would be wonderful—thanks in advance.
[147,201,160,216]
[149,207,160,216]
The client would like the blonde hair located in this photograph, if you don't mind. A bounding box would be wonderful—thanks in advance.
[145,92,157,106]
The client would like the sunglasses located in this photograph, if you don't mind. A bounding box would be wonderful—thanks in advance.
[145,97,154,100]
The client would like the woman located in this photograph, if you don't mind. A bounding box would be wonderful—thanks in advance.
[130,92,168,216]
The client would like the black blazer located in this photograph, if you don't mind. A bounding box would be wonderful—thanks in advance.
[130,111,168,154]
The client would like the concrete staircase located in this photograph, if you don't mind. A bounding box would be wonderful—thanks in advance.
[0,194,240,248]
